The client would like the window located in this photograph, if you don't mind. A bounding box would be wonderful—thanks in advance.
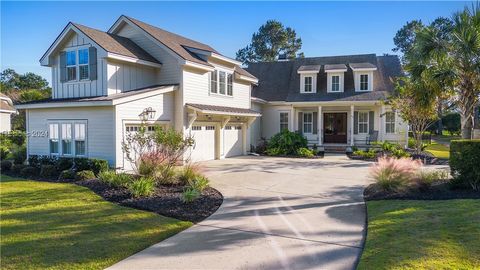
[331,75,340,92]
[78,49,89,80]
[61,123,72,155]
[280,112,289,131]
[219,71,226,95]
[192,126,202,131]
[385,112,395,133]
[360,74,369,91]
[210,71,218,93]
[75,123,86,156]
[304,76,313,92]
[358,112,369,134]
[206,126,215,130]
[66,51,77,81]
[303,113,313,133]
[49,124,59,154]
[227,73,233,96]
[49,121,87,156]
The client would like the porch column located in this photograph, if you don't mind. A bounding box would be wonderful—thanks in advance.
[318,106,322,145]
[380,104,385,142]
[291,106,296,132]
[350,105,355,146]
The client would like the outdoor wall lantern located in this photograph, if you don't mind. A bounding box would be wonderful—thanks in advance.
[139,107,156,120]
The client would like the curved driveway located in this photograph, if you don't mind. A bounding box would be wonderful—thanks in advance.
[108,155,371,270]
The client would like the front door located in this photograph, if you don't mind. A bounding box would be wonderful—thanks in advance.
[323,113,347,143]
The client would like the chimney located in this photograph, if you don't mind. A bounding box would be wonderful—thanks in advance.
[278,53,288,61]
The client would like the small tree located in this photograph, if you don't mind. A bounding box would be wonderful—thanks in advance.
[388,78,438,154]
[121,123,194,176]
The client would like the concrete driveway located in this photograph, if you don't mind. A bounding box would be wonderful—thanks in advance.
[108,155,371,270]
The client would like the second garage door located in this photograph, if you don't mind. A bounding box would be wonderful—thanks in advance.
[223,125,243,157]
[190,125,216,162]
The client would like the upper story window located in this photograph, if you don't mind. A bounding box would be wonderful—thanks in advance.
[66,51,77,81]
[209,70,233,96]
[331,75,340,92]
[304,76,313,92]
[385,111,395,133]
[280,112,289,131]
[360,74,369,91]
[78,49,89,80]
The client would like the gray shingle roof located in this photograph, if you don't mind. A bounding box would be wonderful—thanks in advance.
[246,54,402,102]
[187,103,261,116]
[324,64,347,71]
[16,84,178,105]
[73,23,160,64]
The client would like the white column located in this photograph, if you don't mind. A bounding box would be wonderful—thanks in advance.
[291,106,296,132]
[318,106,322,145]
[216,123,223,159]
[380,104,385,142]
[350,105,355,146]
[242,123,248,155]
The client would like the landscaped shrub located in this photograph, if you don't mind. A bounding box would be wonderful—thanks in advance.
[442,113,461,135]
[182,187,200,203]
[28,155,108,175]
[369,157,422,191]
[138,157,157,177]
[414,169,449,191]
[12,145,26,165]
[58,169,76,181]
[0,145,10,160]
[353,149,377,159]
[11,164,26,175]
[98,170,117,185]
[20,166,38,178]
[266,130,307,156]
[178,164,202,185]
[75,170,96,181]
[40,165,58,179]
[450,140,480,190]
[1,160,13,172]
[154,164,176,184]
[254,137,268,154]
[376,141,410,158]
[56,157,74,171]
[188,176,210,192]
[99,171,132,188]
[28,155,57,169]
[88,159,109,175]
[297,147,314,158]
[128,177,155,198]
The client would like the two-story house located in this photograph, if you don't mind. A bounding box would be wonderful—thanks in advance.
[17,16,407,170]
[17,15,259,170]
[246,54,408,149]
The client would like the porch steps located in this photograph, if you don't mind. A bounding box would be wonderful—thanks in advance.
[323,145,348,153]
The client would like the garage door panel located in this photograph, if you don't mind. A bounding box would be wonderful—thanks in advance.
[224,125,243,158]
[190,125,215,162]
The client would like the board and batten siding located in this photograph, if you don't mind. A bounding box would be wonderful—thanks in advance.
[26,107,116,165]
[182,67,251,109]
[115,22,182,85]
[51,32,108,99]
[106,59,157,95]
[114,92,175,170]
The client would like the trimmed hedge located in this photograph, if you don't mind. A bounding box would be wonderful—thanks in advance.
[1,160,13,172]
[450,139,480,190]
[75,170,96,181]
[40,165,58,179]
[20,166,39,178]
[28,155,109,176]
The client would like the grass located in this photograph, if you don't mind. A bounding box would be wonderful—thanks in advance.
[0,174,192,270]
[425,143,450,159]
[358,200,480,270]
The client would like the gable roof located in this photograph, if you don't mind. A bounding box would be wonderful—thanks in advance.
[72,23,160,64]
[246,54,402,102]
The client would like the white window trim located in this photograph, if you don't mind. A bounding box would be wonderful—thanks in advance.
[357,111,369,134]
[78,48,90,81]
[355,71,373,92]
[385,111,396,134]
[300,73,317,93]
[279,111,289,132]
[48,120,88,157]
[303,112,313,134]
[63,45,91,83]
[327,72,344,93]
[209,68,234,97]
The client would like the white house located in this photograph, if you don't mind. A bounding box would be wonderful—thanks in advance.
[17,16,407,169]
[0,93,16,132]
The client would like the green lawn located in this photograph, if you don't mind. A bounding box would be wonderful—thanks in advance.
[425,143,450,159]
[358,200,480,270]
[0,175,192,270]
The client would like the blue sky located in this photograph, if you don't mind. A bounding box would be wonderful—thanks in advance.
[1,1,471,86]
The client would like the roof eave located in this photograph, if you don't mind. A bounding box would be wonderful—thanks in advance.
[106,53,162,68]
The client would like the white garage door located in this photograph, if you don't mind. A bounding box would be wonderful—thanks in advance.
[223,125,243,157]
[189,125,216,162]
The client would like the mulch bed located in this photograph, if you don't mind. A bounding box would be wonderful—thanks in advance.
[3,171,223,223]
[348,150,449,165]
[77,179,223,223]
[364,181,480,201]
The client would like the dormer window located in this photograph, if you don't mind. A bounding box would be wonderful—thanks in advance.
[325,64,347,93]
[360,74,369,91]
[304,76,313,92]
[66,51,77,81]
[332,76,340,92]
[210,69,233,96]
[61,47,95,83]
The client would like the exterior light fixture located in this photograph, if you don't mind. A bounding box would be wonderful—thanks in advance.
[139,107,156,120]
